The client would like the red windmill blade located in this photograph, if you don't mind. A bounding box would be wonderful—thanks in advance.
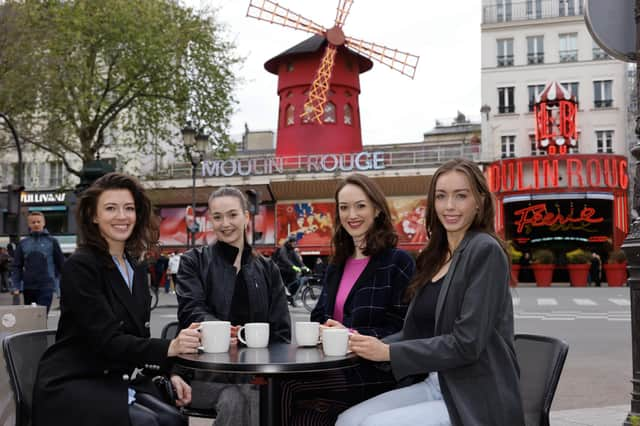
[246,0,419,123]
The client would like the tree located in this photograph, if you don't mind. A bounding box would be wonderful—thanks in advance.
[0,0,241,176]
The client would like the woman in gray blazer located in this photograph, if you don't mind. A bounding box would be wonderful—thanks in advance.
[337,159,525,426]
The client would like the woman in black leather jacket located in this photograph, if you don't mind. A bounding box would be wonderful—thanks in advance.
[175,186,291,426]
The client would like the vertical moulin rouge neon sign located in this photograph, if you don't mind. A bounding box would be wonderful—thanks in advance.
[534,81,578,155]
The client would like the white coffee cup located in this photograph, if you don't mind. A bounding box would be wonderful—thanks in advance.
[199,321,231,353]
[237,322,270,348]
[295,321,320,347]
[322,328,350,356]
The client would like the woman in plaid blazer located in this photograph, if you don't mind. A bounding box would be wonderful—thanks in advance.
[281,173,416,425]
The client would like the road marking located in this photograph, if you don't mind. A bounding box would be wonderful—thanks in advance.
[609,298,630,306]
[537,298,558,306]
[158,314,178,319]
[573,298,597,306]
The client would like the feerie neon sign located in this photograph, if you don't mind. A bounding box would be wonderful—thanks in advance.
[487,156,628,193]
[513,203,604,234]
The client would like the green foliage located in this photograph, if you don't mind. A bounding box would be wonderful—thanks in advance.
[0,0,241,175]
[532,248,554,264]
[565,249,590,264]
[630,414,640,426]
[608,249,627,264]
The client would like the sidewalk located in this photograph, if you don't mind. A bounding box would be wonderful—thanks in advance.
[0,291,630,425]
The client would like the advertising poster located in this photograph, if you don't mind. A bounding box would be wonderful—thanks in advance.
[388,198,427,244]
[276,202,334,247]
[158,206,213,247]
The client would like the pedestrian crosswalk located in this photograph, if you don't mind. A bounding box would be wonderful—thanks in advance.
[511,295,631,321]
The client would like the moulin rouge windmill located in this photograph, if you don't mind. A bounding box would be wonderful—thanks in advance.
[246,0,419,157]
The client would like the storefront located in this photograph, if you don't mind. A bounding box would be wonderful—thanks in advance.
[487,154,628,280]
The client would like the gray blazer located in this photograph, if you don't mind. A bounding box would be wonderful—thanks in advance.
[387,232,525,426]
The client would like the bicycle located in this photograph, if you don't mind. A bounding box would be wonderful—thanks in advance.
[288,271,324,312]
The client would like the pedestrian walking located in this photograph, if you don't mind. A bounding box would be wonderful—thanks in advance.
[10,211,65,313]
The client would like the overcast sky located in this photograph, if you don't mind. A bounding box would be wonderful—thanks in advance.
[188,0,481,145]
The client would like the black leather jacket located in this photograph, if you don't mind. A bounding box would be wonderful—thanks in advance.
[176,241,291,343]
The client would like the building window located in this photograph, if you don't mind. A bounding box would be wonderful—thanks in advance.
[498,87,515,114]
[527,36,544,64]
[528,84,546,112]
[497,39,514,67]
[559,0,582,16]
[559,33,578,62]
[48,161,64,188]
[323,102,336,123]
[592,42,609,60]
[496,0,512,22]
[285,104,295,126]
[501,135,516,158]
[560,81,579,103]
[529,134,544,156]
[596,130,613,153]
[526,0,542,18]
[593,80,613,108]
[344,104,353,125]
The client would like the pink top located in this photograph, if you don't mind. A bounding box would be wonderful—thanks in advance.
[333,257,370,323]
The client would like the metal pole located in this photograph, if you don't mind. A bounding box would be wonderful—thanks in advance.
[622,2,640,425]
[191,156,197,249]
[0,112,22,243]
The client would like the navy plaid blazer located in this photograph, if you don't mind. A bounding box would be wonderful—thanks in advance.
[311,247,415,338]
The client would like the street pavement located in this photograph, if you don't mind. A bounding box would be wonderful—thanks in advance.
[1,285,633,425]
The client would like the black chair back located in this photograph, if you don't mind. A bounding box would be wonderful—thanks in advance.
[161,321,180,340]
[3,329,56,426]
[514,333,569,426]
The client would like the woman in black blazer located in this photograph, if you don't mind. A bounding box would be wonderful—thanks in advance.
[282,173,415,425]
[33,173,201,426]
[337,159,525,426]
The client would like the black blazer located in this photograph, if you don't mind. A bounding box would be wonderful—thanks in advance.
[33,247,170,426]
[387,232,525,426]
[311,248,414,338]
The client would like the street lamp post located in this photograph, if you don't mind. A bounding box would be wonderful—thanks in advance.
[0,112,23,244]
[181,125,208,249]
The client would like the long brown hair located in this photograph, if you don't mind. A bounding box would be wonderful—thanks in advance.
[76,172,158,259]
[330,173,398,265]
[406,159,506,299]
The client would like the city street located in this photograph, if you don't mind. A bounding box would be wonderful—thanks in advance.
[41,285,632,414]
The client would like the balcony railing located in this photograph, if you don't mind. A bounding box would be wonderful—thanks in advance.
[145,146,482,181]
[527,53,544,64]
[497,55,514,67]
[592,48,610,60]
[559,49,578,62]
[594,100,613,108]
[483,0,584,24]
[498,105,516,114]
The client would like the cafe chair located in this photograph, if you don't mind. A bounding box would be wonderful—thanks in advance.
[161,321,180,340]
[160,320,217,419]
[514,333,569,426]
[3,329,56,426]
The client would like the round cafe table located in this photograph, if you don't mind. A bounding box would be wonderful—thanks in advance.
[176,342,358,426]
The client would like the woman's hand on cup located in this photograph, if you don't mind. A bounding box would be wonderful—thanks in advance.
[348,331,390,362]
[170,374,192,407]
[168,323,201,356]
[230,325,240,346]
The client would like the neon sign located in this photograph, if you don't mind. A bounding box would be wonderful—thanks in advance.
[534,81,578,154]
[487,155,628,193]
[513,203,604,234]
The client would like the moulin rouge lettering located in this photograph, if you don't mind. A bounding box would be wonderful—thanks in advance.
[513,203,604,234]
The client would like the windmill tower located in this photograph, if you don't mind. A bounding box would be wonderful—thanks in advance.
[247,0,419,157]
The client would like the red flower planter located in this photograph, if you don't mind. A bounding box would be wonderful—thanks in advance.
[510,264,520,287]
[531,264,554,287]
[604,263,628,287]
[567,264,589,287]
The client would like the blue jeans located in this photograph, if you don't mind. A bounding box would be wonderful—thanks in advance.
[335,373,451,426]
